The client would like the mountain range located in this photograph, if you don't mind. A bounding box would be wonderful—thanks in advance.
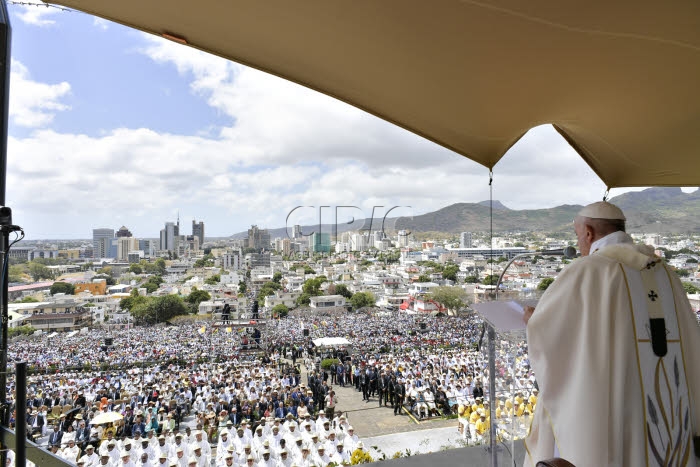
[232,187,700,239]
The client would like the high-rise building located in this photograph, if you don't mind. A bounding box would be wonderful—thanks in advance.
[185,235,200,253]
[139,239,157,257]
[116,237,139,261]
[293,225,303,239]
[350,233,367,252]
[221,252,241,270]
[116,226,133,238]
[397,230,410,247]
[192,220,205,246]
[310,232,331,253]
[159,221,179,252]
[93,228,114,258]
[460,232,473,248]
[246,225,271,251]
[281,238,292,256]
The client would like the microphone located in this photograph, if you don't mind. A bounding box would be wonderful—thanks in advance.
[537,246,577,258]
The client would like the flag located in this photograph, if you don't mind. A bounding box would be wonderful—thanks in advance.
[226,327,232,333]
[198,326,206,335]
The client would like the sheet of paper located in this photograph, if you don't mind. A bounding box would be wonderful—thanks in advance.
[472,300,537,331]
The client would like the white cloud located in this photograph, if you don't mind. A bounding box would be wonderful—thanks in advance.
[8,38,618,238]
[9,60,71,127]
[15,3,60,27]
[92,17,109,30]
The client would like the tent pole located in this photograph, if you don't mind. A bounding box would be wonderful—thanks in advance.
[0,2,11,466]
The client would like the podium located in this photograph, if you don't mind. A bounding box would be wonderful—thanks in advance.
[473,299,535,467]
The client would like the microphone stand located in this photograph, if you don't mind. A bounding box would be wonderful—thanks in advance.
[486,248,576,467]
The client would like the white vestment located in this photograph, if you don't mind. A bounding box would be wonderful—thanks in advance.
[525,241,700,467]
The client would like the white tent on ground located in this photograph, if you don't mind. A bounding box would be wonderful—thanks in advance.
[312,337,351,348]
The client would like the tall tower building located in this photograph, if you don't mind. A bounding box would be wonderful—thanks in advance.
[159,221,179,252]
[192,220,205,246]
[92,228,114,258]
[246,225,271,250]
[116,226,133,238]
[460,232,473,248]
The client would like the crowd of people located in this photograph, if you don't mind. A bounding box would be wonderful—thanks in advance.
[5,307,539,465]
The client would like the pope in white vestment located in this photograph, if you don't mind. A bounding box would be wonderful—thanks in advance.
[524,202,700,467]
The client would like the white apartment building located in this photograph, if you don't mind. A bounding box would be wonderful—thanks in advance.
[309,295,347,309]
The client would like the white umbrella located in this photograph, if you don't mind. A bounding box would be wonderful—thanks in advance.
[91,411,123,425]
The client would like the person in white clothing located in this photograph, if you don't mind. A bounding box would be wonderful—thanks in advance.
[60,439,81,463]
[82,444,100,467]
[119,450,137,467]
[330,442,349,464]
[313,445,331,466]
[275,448,292,467]
[524,201,700,467]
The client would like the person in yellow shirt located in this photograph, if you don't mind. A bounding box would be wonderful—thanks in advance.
[475,412,490,438]
[457,402,469,439]
[514,393,524,406]
[516,402,526,417]
[469,407,480,424]
[528,389,538,407]
[496,401,505,419]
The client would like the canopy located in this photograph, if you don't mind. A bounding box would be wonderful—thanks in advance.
[48,0,700,187]
[312,337,351,348]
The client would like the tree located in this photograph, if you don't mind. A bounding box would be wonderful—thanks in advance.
[96,266,113,277]
[154,258,167,275]
[682,282,700,294]
[142,275,164,293]
[482,274,499,286]
[50,281,75,295]
[8,265,25,283]
[296,293,312,306]
[334,284,353,299]
[302,278,325,296]
[349,291,376,310]
[676,269,691,277]
[128,263,143,275]
[238,281,247,294]
[272,271,283,283]
[119,293,147,312]
[442,264,460,282]
[205,274,221,285]
[16,296,39,303]
[93,274,116,286]
[537,278,555,291]
[427,286,468,312]
[417,274,431,283]
[28,262,52,281]
[464,275,479,284]
[258,281,281,298]
[186,288,211,307]
[272,304,289,318]
[130,295,188,324]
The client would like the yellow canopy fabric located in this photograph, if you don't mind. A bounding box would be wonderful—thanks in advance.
[50,0,700,187]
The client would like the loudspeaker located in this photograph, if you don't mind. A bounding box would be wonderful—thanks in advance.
[419,323,427,330]
[303,329,309,337]
[104,337,114,346]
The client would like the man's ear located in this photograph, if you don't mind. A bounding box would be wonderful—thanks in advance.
[585,223,596,242]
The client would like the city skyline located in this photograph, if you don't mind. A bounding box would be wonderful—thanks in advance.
[7,4,698,240]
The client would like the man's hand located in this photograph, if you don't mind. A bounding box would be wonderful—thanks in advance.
[523,306,535,326]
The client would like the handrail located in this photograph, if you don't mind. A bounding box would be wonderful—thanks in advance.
[0,426,73,467]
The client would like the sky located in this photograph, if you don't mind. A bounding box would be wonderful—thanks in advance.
[7,3,696,240]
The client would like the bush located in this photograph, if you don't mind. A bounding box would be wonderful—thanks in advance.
[9,325,36,338]
[350,449,373,464]
[321,358,340,370]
